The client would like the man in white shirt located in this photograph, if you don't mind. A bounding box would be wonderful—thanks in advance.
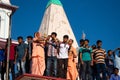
[58,35,69,79]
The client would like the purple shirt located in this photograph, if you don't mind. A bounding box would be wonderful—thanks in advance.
[110,74,120,80]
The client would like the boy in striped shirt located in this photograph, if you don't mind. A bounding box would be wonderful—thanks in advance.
[92,40,107,80]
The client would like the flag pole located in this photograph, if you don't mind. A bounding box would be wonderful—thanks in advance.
[6,13,12,80]
[6,7,18,80]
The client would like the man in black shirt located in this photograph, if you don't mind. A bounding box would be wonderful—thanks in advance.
[25,36,33,73]
[105,50,114,79]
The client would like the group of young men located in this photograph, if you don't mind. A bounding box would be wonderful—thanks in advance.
[0,32,120,80]
[78,39,120,80]
[0,36,33,80]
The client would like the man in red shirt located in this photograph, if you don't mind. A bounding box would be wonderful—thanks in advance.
[1,38,16,80]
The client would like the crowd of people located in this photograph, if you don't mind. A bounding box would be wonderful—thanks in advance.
[0,32,120,80]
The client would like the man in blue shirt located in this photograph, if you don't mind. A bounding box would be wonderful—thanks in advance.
[0,47,5,62]
[110,68,120,80]
[15,36,27,75]
[105,50,114,79]
[0,47,5,79]
[79,39,93,80]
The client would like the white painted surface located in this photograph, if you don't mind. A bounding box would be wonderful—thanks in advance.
[0,8,12,39]
[0,0,11,5]
[39,4,78,48]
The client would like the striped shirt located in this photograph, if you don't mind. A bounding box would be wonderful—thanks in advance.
[47,40,58,57]
[93,48,106,64]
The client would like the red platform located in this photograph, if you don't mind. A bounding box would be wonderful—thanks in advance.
[16,74,66,80]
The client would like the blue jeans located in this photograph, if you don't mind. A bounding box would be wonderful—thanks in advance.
[96,63,106,80]
[81,61,92,80]
[58,59,68,78]
[46,56,57,77]
[106,65,114,77]
[1,60,15,80]
[16,60,26,75]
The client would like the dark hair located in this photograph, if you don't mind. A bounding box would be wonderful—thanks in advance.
[114,68,119,71]
[96,40,102,44]
[63,35,69,39]
[92,44,96,49]
[80,39,84,43]
[51,32,57,37]
[6,38,12,42]
[70,39,74,43]
[27,36,33,39]
[6,38,12,48]
[107,50,112,53]
[84,39,89,43]
[17,36,23,40]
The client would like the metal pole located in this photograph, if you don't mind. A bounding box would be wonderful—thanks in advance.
[6,14,12,80]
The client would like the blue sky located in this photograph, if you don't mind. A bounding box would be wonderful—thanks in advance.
[11,0,120,51]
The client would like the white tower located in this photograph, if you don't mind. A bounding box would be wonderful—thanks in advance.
[0,0,17,39]
[39,0,78,47]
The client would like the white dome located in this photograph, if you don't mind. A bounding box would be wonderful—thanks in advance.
[0,0,11,5]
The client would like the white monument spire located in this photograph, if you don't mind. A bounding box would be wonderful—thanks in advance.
[39,0,78,47]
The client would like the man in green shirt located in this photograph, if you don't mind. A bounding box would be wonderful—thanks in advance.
[79,39,93,80]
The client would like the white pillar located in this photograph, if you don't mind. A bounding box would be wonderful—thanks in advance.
[0,0,17,39]
[0,9,12,38]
